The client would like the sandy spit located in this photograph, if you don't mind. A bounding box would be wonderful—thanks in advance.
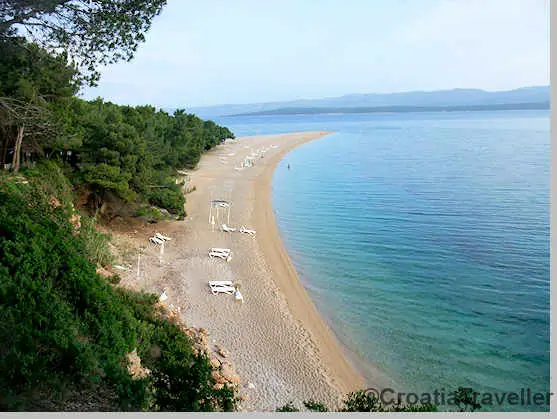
[117,131,364,411]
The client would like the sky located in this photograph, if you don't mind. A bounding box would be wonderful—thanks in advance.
[82,0,549,108]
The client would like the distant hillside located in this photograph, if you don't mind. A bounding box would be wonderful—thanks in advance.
[179,86,549,118]
[230,102,549,117]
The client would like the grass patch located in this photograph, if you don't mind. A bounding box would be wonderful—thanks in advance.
[132,206,169,222]
[78,216,113,267]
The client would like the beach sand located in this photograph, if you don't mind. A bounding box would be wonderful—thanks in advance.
[115,132,364,411]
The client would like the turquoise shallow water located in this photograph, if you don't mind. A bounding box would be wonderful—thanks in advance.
[215,111,550,411]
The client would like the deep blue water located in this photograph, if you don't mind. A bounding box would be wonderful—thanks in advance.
[215,111,550,411]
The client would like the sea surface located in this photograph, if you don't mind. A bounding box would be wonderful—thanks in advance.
[214,110,550,412]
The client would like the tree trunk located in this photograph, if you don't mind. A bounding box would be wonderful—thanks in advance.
[1,136,7,167]
[12,125,24,172]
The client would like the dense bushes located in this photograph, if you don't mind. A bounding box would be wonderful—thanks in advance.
[58,98,233,215]
[0,170,236,411]
[147,186,185,217]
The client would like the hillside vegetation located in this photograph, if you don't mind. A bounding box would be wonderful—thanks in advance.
[0,1,237,411]
[0,164,236,411]
[0,35,234,218]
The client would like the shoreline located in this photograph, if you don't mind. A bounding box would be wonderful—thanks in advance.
[252,132,366,394]
[115,131,365,410]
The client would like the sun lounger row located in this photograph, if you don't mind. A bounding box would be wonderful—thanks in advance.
[236,145,273,169]
[220,224,256,236]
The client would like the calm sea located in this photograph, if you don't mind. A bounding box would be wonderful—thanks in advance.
[215,110,550,412]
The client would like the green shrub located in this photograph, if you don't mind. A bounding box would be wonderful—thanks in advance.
[341,390,438,412]
[342,390,385,412]
[133,206,168,221]
[276,402,300,412]
[453,386,482,412]
[147,188,185,217]
[303,399,328,412]
[274,390,439,413]
[109,274,121,285]
[21,160,75,208]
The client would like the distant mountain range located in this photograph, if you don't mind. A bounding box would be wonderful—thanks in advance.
[173,86,549,118]
[233,102,549,116]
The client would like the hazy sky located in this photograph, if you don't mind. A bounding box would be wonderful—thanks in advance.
[82,0,549,108]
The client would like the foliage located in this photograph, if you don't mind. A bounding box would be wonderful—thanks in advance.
[453,386,482,412]
[0,36,78,100]
[147,187,185,217]
[21,160,75,207]
[144,317,237,412]
[78,216,113,267]
[133,206,169,222]
[277,388,486,412]
[303,399,329,412]
[2,66,234,212]
[0,36,78,171]
[0,0,167,86]
[276,402,300,412]
[109,274,121,285]
[83,163,135,202]
[341,390,385,412]
[275,390,438,412]
[0,171,237,411]
[341,390,438,412]
[61,97,233,213]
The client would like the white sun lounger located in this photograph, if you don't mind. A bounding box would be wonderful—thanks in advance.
[209,250,230,256]
[208,280,234,287]
[209,248,232,262]
[210,252,230,256]
[221,224,236,233]
[210,253,232,262]
[211,200,230,208]
[209,285,236,295]
[149,236,164,245]
[239,226,256,236]
[156,233,171,241]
